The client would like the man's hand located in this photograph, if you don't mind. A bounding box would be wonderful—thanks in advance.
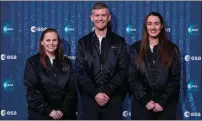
[56,110,64,119]
[49,110,59,119]
[95,93,110,106]
[153,103,163,112]
[146,100,155,110]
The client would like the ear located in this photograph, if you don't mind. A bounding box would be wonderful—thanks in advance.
[161,24,164,29]
[108,14,111,22]
[41,41,44,46]
[90,14,93,22]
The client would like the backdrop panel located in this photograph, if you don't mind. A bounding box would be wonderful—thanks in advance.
[1,1,201,120]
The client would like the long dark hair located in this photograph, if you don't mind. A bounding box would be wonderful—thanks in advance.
[137,12,176,69]
[39,28,69,71]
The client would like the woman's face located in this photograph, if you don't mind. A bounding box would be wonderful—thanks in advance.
[41,32,59,55]
[146,15,163,39]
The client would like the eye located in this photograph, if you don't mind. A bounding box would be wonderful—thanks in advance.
[155,22,160,25]
[102,14,107,17]
[46,39,50,42]
[147,22,152,25]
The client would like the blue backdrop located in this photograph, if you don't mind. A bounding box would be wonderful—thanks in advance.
[1,1,201,120]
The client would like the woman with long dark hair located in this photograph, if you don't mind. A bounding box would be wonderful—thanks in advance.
[24,28,77,120]
[128,12,181,119]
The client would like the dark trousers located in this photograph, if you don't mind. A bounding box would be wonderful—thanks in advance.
[131,98,177,120]
[81,94,123,120]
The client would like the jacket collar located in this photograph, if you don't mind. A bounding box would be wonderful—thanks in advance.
[91,30,112,63]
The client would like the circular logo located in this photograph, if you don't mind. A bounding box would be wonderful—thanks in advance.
[1,110,6,116]
[31,26,37,32]
[184,111,190,118]
[187,83,192,89]
[126,25,136,34]
[184,55,190,62]
[4,83,8,88]
[122,111,128,117]
[188,28,192,33]
[1,54,6,60]
[3,27,8,32]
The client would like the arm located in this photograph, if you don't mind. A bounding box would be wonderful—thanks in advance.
[156,48,181,107]
[76,40,100,98]
[24,60,53,115]
[59,70,77,119]
[128,46,150,105]
[102,39,128,97]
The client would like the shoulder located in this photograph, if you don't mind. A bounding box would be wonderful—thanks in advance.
[130,40,141,51]
[64,56,71,65]
[168,41,180,55]
[110,32,125,42]
[78,32,93,44]
[26,53,40,65]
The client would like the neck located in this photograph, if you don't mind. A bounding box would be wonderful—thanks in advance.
[149,37,159,48]
[95,28,107,37]
[46,51,55,60]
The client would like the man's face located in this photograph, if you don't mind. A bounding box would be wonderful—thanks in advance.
[91,8,111,31]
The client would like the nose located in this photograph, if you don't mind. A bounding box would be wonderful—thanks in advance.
[50,40,54,45]
[151,24,155,29]
[98,16,102,20]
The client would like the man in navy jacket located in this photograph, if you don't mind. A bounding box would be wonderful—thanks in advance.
[76,2,128,120]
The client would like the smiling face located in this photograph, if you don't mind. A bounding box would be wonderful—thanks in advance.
[91,8,111,31]
[41,32,59,55]
[146,15,163,39]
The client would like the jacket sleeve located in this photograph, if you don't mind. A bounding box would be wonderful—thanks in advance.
[156,48,181,107]
[24,60,53,115]
[128,46,150,105]
[76,39,100,98]
[59,69,77,119]
[102,39,129,97]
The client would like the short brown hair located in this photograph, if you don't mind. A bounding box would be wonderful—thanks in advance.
[92,2,110,14]
[92,2,108,10]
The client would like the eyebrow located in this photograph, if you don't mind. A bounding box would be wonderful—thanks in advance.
[147,21,160,23]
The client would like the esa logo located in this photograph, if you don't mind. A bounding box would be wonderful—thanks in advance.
[122,111,131,117]
[126,25,136,34]
[1,110,17,116]
[3,25,14,34]
[184,55,201,61]
[187,81,199,92]
[31,26,47,32]
[64,25,75,34]
[188,25,199,35]
[1,54,17,60]
[184,111,201,118]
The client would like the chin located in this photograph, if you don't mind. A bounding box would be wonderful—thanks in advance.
[149,33,160,37]
[47,50,56,53]
[96,26,107,31]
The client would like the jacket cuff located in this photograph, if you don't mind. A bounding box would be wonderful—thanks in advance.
[44,106,53,116]
[140,95,151,106]
[90,88,101,98]
[101,87,113,97]
[155,94,168,108]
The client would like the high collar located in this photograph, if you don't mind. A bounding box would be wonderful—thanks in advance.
[92,29,112,40]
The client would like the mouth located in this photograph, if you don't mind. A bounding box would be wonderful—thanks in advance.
[150,30,157,34]
[48,47,56,49]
